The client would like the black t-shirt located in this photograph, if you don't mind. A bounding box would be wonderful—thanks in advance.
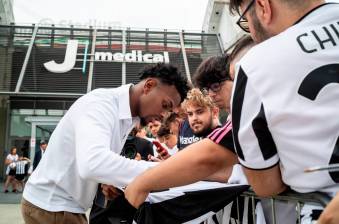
[133,136,154,160]
[207,120,235,153]
[177,119,202,150]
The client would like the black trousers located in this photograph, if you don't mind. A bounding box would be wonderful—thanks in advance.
[89,195,137,224]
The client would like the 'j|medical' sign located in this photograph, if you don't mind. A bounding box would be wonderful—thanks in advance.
[44,40,170,74]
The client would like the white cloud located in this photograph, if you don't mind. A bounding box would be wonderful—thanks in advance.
[13,0,210,31]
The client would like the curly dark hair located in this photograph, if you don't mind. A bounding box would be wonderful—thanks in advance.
[193,55,230,89]
[139,63,190,102]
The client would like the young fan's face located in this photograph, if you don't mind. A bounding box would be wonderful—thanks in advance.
[139,79,181,124]
[147,120,161,137]
[207,80,233,113]
[164,134,177,149]
[186,105,215,136]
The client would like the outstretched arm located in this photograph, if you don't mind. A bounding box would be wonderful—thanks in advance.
[125,138,237,208]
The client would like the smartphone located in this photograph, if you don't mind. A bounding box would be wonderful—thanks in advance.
[152,141,170,159]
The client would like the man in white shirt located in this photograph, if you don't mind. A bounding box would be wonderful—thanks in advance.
[21,63,189,224]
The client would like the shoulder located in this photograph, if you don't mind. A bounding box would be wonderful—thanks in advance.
[239,33,292,75]
[241,4,339,77]
[208,121,232,142]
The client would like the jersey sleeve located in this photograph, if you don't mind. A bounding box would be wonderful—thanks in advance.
[231,66,279,170]
[208,121,235,153]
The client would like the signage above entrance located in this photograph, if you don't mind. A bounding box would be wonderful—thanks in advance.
[95,50,169,64]
[44,40,170,74]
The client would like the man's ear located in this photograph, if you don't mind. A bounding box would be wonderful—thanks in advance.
[256,0,273,26]
[143,78,157,94]
[212,106,219,119]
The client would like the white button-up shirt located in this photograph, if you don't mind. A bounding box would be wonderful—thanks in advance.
[24,84,154,213]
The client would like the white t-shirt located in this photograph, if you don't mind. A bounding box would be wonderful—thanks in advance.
[167,145,179,156]
[6,154,18,163]
[24,85,155,213]
[231,3,339,195]
[5,154,18,175]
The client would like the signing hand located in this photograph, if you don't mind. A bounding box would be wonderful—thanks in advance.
[148,154,163,162]
[318,193,339,224]
[101,184,122,200]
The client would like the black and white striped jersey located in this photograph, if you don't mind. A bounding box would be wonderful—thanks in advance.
[231,3,339,195]
[16,160,28,175]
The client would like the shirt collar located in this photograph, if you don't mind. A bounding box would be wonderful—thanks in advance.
[118,84,135,120]
[293,3,334,25]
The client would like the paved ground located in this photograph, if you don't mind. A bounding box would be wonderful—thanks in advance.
[0,183,24,224]
[0,183,90,224]
[0,203,23,224]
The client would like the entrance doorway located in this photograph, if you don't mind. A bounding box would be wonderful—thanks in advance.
[24,116,61,163]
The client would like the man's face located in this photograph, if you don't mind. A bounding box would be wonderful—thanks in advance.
[40,143,47,151]
[186,104,216,136]
[207,80,233,112]
[239,0,271,43]
[147,120,161,137]
[139,79,181,124]
[164,134,177,149]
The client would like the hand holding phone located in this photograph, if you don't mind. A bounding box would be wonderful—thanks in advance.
[152,141,170,159]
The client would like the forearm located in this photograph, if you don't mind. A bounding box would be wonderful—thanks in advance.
[78,149,155,187]
[205,166,233,183]
[134,139,237,191]
[243,165,287,197]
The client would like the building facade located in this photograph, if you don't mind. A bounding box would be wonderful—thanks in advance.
[202,0,339,51]
[202,0,244,51]
[0,24,223,178]
[0,0,14,25]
